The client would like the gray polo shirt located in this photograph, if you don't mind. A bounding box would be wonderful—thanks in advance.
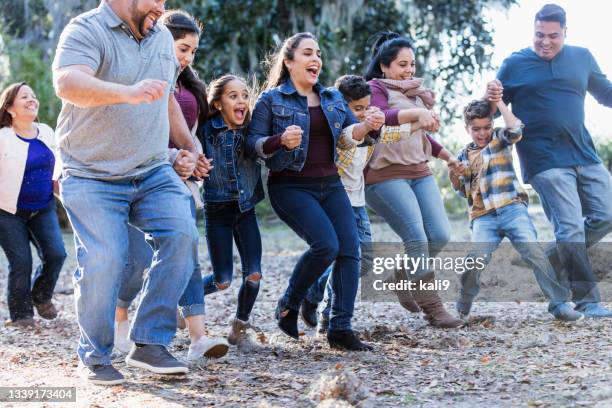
[52,2,179,179]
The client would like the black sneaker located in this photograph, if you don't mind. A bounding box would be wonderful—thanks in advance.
[275,300,299,339]
[78,363,125,385]
[327,330,373,351]
[125,344,188,374]
[300,300,319,328]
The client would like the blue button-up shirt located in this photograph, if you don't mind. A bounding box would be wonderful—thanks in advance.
[497,45,612,183]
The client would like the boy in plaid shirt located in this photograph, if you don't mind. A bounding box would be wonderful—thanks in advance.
[449,93,583,322]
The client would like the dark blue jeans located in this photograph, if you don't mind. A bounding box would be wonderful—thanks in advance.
[268,176,360,331]
[203,202,262,321]
[306,206,373,320]
[0,202,66,321]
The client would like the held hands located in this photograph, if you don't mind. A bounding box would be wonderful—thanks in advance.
[364,107,385,131]
[447,157,467,177]
[485,79,503,103]
[417,108,440,133]
[281,125,303,150]
[173,149,197,180]
[193,153,213,180]
[125,79,168,105]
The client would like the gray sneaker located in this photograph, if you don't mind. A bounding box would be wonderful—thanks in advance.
[551,303,585,322]
[78,363,125,385]
[125,345,188,374]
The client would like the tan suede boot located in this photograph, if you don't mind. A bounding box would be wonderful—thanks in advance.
[412,274,463,328]
[392,268,421,313]
[228,317,249,346]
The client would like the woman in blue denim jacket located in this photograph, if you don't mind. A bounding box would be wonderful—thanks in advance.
[199,75,265,348]
[247,32,384,351]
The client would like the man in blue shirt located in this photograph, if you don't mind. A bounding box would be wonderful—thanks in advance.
[487,4,612,318]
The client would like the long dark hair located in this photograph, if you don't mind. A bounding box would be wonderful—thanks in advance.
[207,74,252,125]
[160,10,209,125]
[364,32,414,81]
[0,82,29,128]
[264,32,317,90]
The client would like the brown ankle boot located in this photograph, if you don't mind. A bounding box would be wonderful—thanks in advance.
[392,268,421,313]
[412,275,463,328]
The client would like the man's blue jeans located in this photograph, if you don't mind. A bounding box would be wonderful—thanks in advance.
[306,206,372,319]
[117,197,205,318]
[60,165,198,366]
[459,202,572,311]
[529,164,612,305]
[268,176,360,331]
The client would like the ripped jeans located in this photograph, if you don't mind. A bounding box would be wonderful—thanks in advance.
[203,201,262,321]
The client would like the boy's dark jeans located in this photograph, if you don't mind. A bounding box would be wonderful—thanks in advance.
[0,203,66,321]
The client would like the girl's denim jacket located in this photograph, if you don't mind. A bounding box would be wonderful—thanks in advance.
[246,79,359,171]
[198,114,264,212]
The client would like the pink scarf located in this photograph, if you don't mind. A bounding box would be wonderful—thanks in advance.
[377,78,436,110]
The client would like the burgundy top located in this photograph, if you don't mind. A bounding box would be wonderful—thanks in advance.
[174,81,199,130]
[368,79,443,157]
[267,106,338,180]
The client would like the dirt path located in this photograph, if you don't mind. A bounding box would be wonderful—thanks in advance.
[1,210,611,407]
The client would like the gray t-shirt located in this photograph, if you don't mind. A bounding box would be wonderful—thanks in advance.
[52,2,179,179]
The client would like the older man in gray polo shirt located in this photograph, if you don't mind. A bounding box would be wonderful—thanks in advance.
[52,0,208,385]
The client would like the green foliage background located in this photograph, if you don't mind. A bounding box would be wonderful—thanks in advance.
[1,0,611,221]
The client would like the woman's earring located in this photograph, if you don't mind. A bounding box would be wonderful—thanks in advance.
[382,72,385,79]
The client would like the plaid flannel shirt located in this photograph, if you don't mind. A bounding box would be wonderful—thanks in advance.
[335,123,411,176]
[454,121,528,211]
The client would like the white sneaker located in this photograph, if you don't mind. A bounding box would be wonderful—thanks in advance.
[186,336,229,361]
[114,320,133,354]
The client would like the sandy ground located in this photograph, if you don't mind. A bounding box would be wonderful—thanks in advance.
[1,208,611,407]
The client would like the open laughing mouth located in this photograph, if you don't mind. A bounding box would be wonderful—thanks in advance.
[306,66,320,79]
[145,14,158,29]
[234,108,246,122]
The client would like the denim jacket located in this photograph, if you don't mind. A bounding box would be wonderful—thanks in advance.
[246,79,358,172]
[198,114,264,212]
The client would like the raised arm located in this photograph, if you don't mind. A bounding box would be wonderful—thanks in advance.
[496,100,519,129]
[493,99,523,146]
